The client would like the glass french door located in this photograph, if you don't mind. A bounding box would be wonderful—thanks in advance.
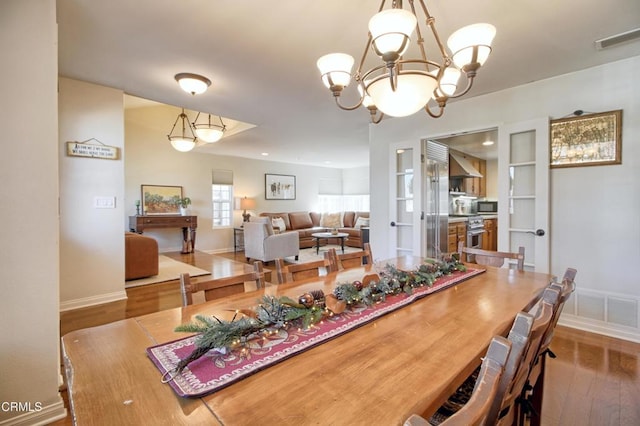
[498,118,550,272]
[389,141,422,257]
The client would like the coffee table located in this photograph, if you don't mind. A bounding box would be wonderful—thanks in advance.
[311,232,349,254]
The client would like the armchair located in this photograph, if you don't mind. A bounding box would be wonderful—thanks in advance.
[243,217,299,263]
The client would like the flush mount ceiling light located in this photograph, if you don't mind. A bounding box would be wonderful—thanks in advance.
[317,0,495,123]
[192,112,226,143]
[167,108,197,152]
[174,73,211,95]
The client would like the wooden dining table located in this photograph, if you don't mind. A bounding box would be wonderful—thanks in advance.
[61,256,552,425]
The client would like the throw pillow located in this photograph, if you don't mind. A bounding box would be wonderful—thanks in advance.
[354,217,370,228]
[320,212,343,228]
[272,217,286,233]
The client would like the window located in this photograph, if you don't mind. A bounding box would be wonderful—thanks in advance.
[212,170,233,228]
[318,195,370,212]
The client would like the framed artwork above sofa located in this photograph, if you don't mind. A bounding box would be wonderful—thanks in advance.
[265,174,296,200]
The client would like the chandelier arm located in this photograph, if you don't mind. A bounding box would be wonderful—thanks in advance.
[417,0,451,62]
[370,110,384,124]
[424,102,445,119]
[447,74,476,99]
[334,95,365,111]
[408,0,429,67]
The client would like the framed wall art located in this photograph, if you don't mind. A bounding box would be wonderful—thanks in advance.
[265,174,296,200]
[550,109,622,168]
[141,185,183,215]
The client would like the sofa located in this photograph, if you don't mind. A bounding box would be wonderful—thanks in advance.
[125,232,159,280]
[259,211,370,249]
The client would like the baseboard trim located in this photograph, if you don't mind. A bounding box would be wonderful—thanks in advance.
[0,399,67,426]
[59,290,127,312]
[558,313,640,343]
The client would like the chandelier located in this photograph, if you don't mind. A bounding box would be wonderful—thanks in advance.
[192,112,226,143]
[167,108,197,152]
[317,0,495,123]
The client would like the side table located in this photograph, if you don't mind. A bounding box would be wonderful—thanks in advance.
[233,227,245,252]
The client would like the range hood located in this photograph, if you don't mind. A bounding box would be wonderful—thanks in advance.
[449,152,483,178]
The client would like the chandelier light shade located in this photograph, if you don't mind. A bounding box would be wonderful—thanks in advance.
[368,73,437,117]
[317,53,355,90]
[317,0,496,123]
[167,108,197,152]
[174,73,211,95]
[192,112,226,143]
[447,23,496,72]
[369,8,416,60]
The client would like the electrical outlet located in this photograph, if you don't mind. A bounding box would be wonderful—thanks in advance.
[94,196,116,209]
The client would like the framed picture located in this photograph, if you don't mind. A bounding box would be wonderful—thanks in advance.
[550,110,622,168]
[141,185,183,215]
[265,174,296,200]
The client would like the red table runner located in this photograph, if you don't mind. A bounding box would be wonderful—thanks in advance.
[147,268,484,398]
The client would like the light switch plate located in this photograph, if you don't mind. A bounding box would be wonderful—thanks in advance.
[94,196,116,209]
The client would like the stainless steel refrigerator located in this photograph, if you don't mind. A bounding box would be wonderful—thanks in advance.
[422,140,449,258]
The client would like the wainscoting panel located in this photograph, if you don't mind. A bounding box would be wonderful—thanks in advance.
[577,293,605,321]
[559,287,640,343]
[608,297,639,328]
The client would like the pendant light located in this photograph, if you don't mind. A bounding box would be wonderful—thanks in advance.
[167,108,197,152]
[192,112,226,143]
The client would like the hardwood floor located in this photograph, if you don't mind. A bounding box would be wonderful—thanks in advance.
[55,251,640,425]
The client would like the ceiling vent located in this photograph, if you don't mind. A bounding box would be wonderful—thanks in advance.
[595,28,640,50]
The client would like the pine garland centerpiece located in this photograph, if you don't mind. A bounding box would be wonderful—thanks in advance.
[172,255,466,374]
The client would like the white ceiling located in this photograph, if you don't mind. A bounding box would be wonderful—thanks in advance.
[57,0,640,168]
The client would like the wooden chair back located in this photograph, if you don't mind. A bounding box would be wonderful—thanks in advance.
[499,286,560,425]
[327,243,373,270]
[522,268,577,423]
[180,261,265,306]
[274,257,336,284]
[458,241,525,271]
[404,336,512,426]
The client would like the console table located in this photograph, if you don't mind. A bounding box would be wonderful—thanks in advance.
[129,215,197,254]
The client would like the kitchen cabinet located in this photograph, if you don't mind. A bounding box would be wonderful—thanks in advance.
[448,222,467,253]
[481,218,497,251]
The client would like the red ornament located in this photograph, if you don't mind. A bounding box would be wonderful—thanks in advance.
[352,280,363,291]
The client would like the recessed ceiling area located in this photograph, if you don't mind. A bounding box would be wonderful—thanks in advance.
[433,129,499,160]
[124,94,257,153]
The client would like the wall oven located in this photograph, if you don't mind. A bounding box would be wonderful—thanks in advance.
[465,216,485,262]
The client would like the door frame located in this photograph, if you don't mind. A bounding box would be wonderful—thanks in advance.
[497,118,550,272]
[389,140,422,257]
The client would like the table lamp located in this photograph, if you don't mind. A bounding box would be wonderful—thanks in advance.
[240,197,256,223]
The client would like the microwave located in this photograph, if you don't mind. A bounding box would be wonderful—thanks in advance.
[476,201,498,214]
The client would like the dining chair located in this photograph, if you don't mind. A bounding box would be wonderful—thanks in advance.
[326,242,373,271]
[180,261,265,306]
[428,287,560,426]
[458,241,525,271]
[520,268,577,426]
[273,256,336,284]
[492,286,561,426]
[404,336,512,426]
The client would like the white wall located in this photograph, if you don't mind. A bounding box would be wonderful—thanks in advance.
[0,0,66,424]
[371,56,640,341]
[59,78,127,310]
[342,166,370,195]
[125,104,347,253]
